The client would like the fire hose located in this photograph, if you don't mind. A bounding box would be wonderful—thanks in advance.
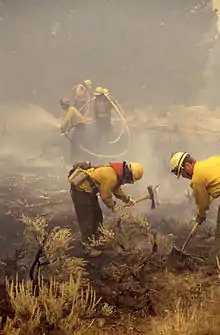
[76,93,131,158]
[72,85,127,146]
[105,93,126,145]
[73,85,129,146]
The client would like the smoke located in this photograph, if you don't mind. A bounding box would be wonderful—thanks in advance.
[212,0,220,32]
[196,0,220,105]
[0,104,60,160]
[0,0,220,222]
[0,0,218,108]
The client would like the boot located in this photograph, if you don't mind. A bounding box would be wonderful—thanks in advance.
[88,248,103,257]
[81,243,103,257]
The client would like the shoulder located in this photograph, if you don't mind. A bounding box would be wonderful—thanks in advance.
[69,106,79,114]
[76,85,84,93]
[192,161,206,183]
[97,166,118,181]
[191,157,219,184]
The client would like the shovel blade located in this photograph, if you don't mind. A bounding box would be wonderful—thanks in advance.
[169,245,198,263]
[170,245,184,256]
[167,246,193,269]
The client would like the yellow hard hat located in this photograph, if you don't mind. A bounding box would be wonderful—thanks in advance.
[102,87,109,95]
[83,79,92,89]
[94,86,103,96]
[170,152,189,178]
[129,162,144,182]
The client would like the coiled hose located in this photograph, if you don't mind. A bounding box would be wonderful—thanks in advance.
[67,91,131,158]
[80,94,131,158]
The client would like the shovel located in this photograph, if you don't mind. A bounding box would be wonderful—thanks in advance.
[171,220,200,257]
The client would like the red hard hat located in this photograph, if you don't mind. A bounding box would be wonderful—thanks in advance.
[60,97,70,105]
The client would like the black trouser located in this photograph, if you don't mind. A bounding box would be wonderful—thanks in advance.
[208,205,220,265]
[70,187,103,242]
[95,117,113,143]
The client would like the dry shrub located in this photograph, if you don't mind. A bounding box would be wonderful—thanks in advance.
[3,214,220,334]
[0,216,105,334]
[84,215,217,319]
[149,287,220,335]
[85,215,174,310]
[147,270,211,316]
[21,215,87,282]
[4,272,101,335]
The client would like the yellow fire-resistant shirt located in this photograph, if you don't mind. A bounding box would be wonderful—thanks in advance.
[190,156,220,219]
[76,166,129,208]
[61,106,85,133]
[74,85,90,103]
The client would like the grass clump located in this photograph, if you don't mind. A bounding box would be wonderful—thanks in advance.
[4,272,100,335]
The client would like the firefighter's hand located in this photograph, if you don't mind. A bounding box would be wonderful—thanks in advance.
[195,214,206,225]
[111,204,120,213]
[124,196,136,207]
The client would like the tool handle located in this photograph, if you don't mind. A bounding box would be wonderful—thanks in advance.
[135,194,150,204]
[122,194,150,208]
[181,221,199,252]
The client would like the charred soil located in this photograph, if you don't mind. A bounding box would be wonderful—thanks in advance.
[0,164,219,334]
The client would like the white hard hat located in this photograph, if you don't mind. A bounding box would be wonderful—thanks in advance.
[170,152,189,178]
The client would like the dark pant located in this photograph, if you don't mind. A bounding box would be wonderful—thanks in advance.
[70,187,103,242]
[95,118,113,144]
[208,205,220,265]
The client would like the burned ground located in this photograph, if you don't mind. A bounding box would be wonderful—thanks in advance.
[0,150,218,335]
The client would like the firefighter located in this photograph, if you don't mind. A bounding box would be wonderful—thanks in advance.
[68,161,152,255]
[170,152,220,269]
[60,98,86,161]
[71,79,92,116]
[91,86,114,144]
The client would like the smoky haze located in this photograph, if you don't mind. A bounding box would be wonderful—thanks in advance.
[0,0,220,225]
[0,0,218,109]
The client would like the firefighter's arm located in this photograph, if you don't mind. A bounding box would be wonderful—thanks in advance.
[75,86,85,99]
[61,112,72,133]
[99,179,118,209]
[191,181,210,223]
[71,84,78,93]
[113,187,130,203]
[71,107,86,123]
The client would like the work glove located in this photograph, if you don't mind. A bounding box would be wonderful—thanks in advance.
[124,196,136,207]
[111,204,120,213]
[195,214,206,225]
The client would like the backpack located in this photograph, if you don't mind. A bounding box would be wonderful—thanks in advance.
[68,161,93,178]
[68,161,103,188]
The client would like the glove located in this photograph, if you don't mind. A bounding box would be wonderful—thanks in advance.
[124,196,136,207]
[195,214,206,225]
[111,204,120,213]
